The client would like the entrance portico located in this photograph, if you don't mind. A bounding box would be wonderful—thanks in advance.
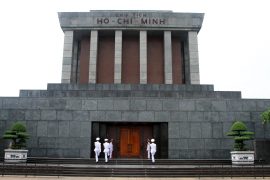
[91,122,168,159]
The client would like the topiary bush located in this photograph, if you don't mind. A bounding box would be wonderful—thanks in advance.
[227,121,254,151]
[2,122,29,149]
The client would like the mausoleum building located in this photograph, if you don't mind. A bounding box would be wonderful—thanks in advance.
[0,10,269,160]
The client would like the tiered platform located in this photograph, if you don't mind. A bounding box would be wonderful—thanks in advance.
[19,83,241,99]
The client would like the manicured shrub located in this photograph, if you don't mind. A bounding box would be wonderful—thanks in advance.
[227,121,254,151]
[3,122,29,149]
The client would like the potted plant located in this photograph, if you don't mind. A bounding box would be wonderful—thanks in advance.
[226,120,255,165]
[2,122,30,163]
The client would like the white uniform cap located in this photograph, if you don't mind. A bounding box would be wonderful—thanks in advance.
[151,139,155,142]
[104,138,108,141]
[96,137,100,141]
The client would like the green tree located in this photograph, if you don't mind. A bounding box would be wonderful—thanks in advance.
[261,108,270,124]
[227,121,254,151]
[2,122,29,149]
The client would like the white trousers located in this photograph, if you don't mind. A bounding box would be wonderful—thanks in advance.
[94,150,100,162]
[109,150,113,159]
[151,151,156,163]
[147,150,150,159]
[104,151,109,162]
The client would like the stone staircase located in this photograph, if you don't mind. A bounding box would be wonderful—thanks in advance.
[1,158,270,177]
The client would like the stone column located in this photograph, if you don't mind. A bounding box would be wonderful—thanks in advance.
[188,31,200,84]
[164,31,173,84]
[61,31,73,83]
[89,30,98,83]
[114,30,122,83]
[71,40,79,83]
[140,31,147,84]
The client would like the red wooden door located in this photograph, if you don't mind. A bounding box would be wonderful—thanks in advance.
[120,127,140,157]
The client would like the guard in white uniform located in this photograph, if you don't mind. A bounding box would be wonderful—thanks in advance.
[103,138,110,163]
[108,139,114,159]
[150,138,156,163]
[146,139,150,159]
[94,137,101,162]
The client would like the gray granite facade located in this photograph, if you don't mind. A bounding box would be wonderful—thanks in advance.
[1,83,270,159]
[1,10,269,160]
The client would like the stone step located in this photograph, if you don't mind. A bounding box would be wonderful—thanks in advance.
[26,157,233,165]
[1,158,268,177]
[1,162,270,177]
[46,83,215,92]
[19,89,241,99]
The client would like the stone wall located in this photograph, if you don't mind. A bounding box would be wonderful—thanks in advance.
[0,84,270,159]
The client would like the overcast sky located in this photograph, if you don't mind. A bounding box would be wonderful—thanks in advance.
[0,0,269,99]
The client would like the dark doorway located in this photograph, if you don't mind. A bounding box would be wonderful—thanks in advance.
[91,122,168,159]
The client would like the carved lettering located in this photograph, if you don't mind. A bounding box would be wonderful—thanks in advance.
[140,18,166,25]
[141,18,148,24]
[96,18,110,24]
[103,18,109,24]
[159,19,166,24]
[96,18,103,24]
[117,18,122,24]
[118,18,132,24]
[132,12,147,18]
[95,16,167,25]
[153,19,158,24]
